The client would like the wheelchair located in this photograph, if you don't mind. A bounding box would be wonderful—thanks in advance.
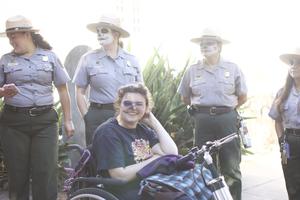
[63,144,124,200]
[63,133,237,200]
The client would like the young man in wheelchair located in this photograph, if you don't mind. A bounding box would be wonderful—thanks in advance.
[92,83,178,200]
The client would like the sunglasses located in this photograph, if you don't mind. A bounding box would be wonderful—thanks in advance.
[97,27,110,34]
[122,100,145,108]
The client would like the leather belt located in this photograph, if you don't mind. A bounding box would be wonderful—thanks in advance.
[192,105,233,115]
[90,102,114,110]
[285,128,300,135]
[4,104,54,117]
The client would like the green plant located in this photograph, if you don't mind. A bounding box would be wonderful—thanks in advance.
[143,50,194,153]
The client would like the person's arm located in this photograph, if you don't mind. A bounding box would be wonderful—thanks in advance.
[108,154,160,182]
[236,94,247,108]
[0,84,19,98]
[181,96,191,105]
[275,119,284,139]
[75,86,88,117]
[142,112,178,155]
[56,84,75,138]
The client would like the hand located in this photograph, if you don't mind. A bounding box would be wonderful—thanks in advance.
[64,120,75,139]
[2,84,19,97]
[141,112,154,126]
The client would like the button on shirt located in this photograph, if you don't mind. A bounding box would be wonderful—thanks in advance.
[177,59,247,107]
[0,48,71,107]
[73,48,143,104]
[269,86,300,129]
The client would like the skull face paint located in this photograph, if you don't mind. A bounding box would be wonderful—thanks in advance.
[97,27,114,46]
[289,58,300,78]
[200,39,220,56]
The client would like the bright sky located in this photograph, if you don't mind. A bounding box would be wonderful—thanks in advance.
[1,0,299,97]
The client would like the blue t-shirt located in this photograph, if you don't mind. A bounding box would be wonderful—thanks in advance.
[92,118,159,200]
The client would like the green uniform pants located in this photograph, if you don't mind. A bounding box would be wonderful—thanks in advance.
[193,110,241,200]
[0,108,58,200]
[84,106,115,145]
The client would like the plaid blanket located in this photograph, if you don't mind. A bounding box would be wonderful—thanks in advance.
[141,164,213,200]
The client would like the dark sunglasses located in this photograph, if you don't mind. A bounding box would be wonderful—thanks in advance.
[98,28,110,34]
[122,100,145,107]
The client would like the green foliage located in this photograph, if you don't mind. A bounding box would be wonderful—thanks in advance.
[143,49,194,152]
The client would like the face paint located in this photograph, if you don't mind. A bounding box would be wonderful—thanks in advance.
[200,40,220,56]
[289,58,300,78]
[97,27,114,46]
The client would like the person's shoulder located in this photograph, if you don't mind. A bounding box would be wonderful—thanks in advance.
[82,49,103,58]
[94,118,120,137]
[221,59,238,67]
[186,60,203,71]
[121,49,137,59]
[0,52,13,61]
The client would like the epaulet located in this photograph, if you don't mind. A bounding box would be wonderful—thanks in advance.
[81,49,100,58]
[190,61,203,69]
[222,59,236,66]
[122,50,134,57]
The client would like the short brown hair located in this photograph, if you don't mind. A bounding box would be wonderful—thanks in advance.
[114,83,154,114]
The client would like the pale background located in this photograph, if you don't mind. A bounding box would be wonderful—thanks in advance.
[1,0,299,149]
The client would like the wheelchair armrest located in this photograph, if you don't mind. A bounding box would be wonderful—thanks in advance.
[73,176,127,187]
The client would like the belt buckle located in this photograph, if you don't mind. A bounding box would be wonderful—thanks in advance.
[209,107,217,115]
[29,107,38,117]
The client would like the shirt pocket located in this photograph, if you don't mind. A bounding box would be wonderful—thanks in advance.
[3,65,25,84]
[88,66,109,76]
[191,79,206,97]
[218,78,235,94]
[36,63,53,84]
[123,66,138,82]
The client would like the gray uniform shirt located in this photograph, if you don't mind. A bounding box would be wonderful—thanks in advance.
[269,86,300,129]
[177,59,247,107]
[73,48,142,104]
[0,48,70,107]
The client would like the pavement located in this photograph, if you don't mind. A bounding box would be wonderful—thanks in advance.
[241,148,288,200]
[0,148,289,200]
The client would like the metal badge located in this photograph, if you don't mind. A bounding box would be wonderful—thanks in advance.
[7,62,18,66]
[42,56,49,62]
[224,71,230,78]
[126,60,132,67]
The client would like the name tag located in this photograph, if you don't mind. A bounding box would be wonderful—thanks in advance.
[42,56,49,62]
[7,62,18,67]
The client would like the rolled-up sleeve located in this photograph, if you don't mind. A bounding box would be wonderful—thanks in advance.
[73,55,89,89]
[177,68,191,98]
[235,67,247,96]
[51,53,70,86]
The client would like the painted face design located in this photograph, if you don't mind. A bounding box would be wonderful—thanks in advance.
[289,58,300,78]
[200,39,220,56]
[97,27,114,46]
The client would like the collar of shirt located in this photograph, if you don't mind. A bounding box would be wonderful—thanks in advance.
[291,85,300,96]
[197,57,226,70]
[97,48,126,60]
[11,47,47,59]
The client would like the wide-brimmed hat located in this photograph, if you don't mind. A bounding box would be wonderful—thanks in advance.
[280,48,300,65]
[0,15,39,37]
[87,15,130,38]
[191,28,229,44]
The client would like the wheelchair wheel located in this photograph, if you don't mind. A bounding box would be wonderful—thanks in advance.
[68,187,119,200]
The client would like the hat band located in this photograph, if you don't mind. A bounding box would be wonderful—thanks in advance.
[6,26,33,32]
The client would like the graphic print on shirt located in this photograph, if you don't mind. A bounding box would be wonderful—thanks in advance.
[131,139,152,163]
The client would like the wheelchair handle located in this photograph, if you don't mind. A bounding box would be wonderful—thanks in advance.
[176,133,238,166]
